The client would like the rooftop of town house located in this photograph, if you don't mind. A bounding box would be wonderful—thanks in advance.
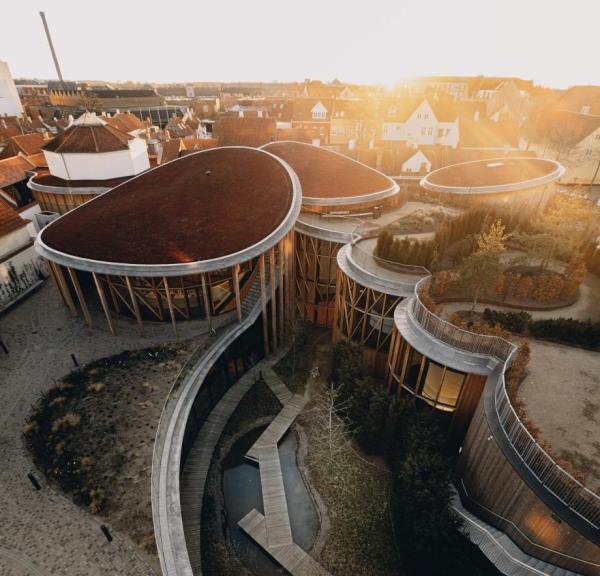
[39,147,296,266]
[422,157,563,191]
[261,141,397,203]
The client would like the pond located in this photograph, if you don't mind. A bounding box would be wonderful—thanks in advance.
[222,426,318,576]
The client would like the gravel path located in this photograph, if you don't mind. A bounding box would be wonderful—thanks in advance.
[0,282,210,576]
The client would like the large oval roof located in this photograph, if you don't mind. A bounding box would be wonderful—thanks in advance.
[422,157,564,194]
[261,141,398,206]
[36,147,301,275]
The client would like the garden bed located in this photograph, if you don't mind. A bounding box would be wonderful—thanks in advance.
[24,342,192,565]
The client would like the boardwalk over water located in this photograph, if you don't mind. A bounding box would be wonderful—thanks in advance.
[238,370,331,576]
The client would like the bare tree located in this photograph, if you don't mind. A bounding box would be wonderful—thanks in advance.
[309,382,355,471]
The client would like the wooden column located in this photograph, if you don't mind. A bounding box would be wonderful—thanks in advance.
[200,273,212,329]
[232,265,242,322]
[46,260,66,306]
[92,272,115,335]
[332,266,342,343]
[269,247,278,352]
[277,240,285,343]
[285,232,295,337]
[125,276,144,335]
[163,277,178,337]
[51,262,78,317]
[67,268,93,327]
[259,254,270,355]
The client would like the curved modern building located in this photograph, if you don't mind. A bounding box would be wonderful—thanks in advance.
[334,227,429,375]
[35,146,301,349]
[386,275,600,574]
[421,157,564,210]
[28,112,151,214]
[262,141,401,326]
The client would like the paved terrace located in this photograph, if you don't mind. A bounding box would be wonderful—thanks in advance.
[296,200,460,243]
[0,282,207,576]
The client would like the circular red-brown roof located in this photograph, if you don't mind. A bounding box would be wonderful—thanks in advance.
[262,141,397,205]
[422,158,564,193]
[37,147,300,273]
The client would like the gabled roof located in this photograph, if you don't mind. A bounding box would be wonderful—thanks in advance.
[557,85,600,116]
[103,112,145,133]
[0,133,47,160]
[42,113,133,154]
[459,118,520,148]
[535,110,600,144]
[292,99,333,121]
[0,197,28,237]
[158,138,184,164]
[0,156,36,188]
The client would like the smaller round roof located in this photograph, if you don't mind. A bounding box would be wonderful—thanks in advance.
[421,157,564,194]
[43,112,133,154]
[261,141,398,206]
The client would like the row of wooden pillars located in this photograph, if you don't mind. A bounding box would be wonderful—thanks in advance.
[44,233,296,354]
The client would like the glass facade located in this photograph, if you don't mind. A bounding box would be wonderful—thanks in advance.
[387,334,468,412]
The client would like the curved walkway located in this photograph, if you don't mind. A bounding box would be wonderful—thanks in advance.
[439,272,600,322]
[179,353,288,573]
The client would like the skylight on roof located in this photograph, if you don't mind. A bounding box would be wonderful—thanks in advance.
[487,162,504,168]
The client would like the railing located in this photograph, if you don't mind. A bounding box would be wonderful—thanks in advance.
[349,224,430,283]
[495,378,600,530]
[408,276,600,530]
[411,277,515,362]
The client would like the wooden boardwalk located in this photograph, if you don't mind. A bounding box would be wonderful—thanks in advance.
[262,366,293,404]
[238,369,332,575]
[239,510,330,576]
[246,393,307,462]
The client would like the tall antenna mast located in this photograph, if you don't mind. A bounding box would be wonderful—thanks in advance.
[39,11,64,86]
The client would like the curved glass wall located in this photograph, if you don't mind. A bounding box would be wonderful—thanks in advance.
[387,333,467,412]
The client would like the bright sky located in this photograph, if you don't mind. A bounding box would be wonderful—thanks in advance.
[2,0,599,88]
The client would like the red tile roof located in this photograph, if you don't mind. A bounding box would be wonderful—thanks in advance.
[43,124,133,154]
[0,133,47,160]
[103,112,145,133]
[0,197,28,237]
[41,148,295,265]
[0,156,36,188]
[158,139,183,164]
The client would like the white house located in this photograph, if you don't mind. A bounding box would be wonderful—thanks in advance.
[0,199,47,311]
[42,112,150,181]
[381,99,459,148]
[0,61,23,117]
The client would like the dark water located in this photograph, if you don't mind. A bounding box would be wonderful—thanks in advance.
[222,427,318,576]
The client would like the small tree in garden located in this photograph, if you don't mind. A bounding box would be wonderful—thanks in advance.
[311,382,354,470]
[459,220,508,312]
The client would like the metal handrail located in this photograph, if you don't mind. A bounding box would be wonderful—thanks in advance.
[407,276,600,529]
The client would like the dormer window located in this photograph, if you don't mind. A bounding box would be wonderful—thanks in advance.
[311,101,328,120]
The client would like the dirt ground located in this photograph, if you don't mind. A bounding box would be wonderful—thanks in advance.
[298,342,401,576]
[517,340,600,494]
[25,341,192,568]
